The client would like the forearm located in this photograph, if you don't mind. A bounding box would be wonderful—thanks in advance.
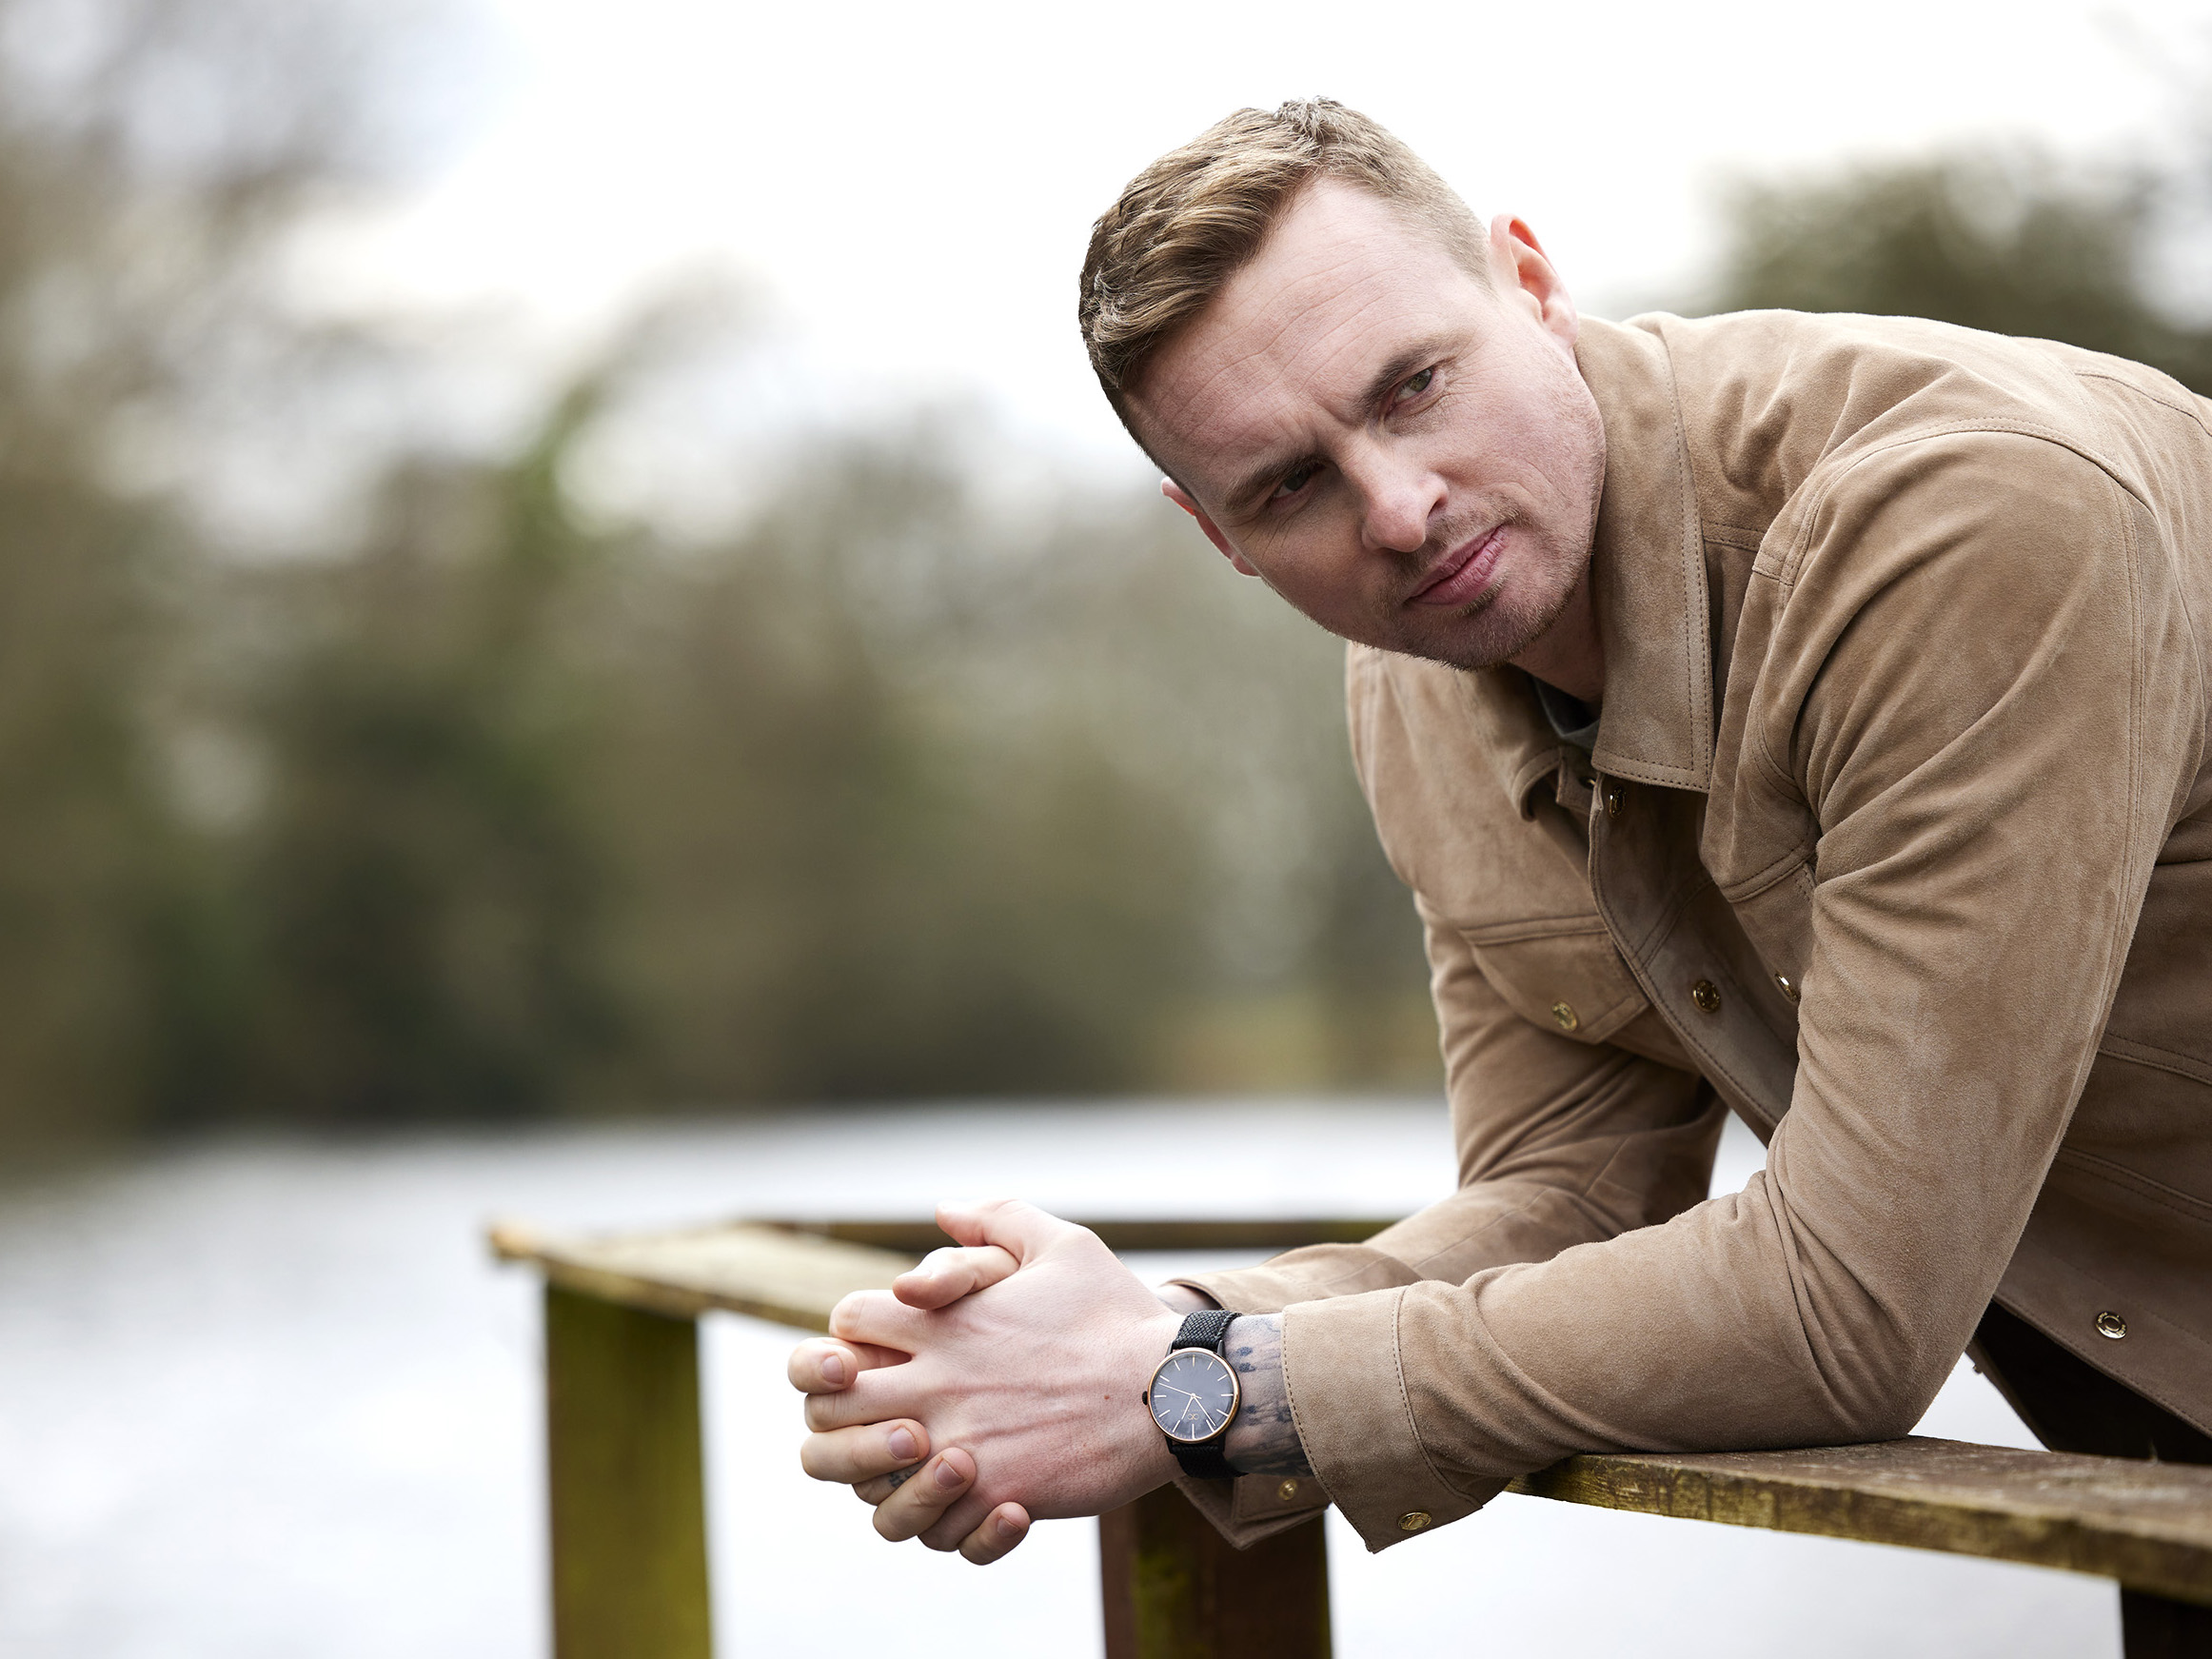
[1156,1288,1313,1477]
[1222,1314,1312,1478]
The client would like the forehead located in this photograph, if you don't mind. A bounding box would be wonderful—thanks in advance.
[1131,179,1488,484]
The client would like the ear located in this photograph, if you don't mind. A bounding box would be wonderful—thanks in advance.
[1161,479,1258,576]
[1487,215,1579,354]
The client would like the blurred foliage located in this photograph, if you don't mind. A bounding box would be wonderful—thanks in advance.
[15,4,2209,1142]
[0,0,1435,1139]
[188,404,1430,1126]
[1701,150,2212,393]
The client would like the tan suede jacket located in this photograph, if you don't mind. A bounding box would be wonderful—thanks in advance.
[1179,311,2212,1553]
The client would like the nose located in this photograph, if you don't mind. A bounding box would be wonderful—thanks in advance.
[1353,445,1446,555]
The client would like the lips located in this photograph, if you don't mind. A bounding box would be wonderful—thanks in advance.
[1408,524,1507,607]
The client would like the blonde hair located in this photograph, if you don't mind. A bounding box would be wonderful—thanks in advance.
[1078,100,1488,450]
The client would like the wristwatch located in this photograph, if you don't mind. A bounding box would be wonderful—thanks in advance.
[1146,1310,1241,1479]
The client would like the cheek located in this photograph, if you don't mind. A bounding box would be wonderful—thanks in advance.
[1252,504,1374,602]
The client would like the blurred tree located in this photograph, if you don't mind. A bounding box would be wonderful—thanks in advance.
[1701,151,2212,393]
[235,391,624,1123]
[580,425,1376,1107]
[0,0,412,1141]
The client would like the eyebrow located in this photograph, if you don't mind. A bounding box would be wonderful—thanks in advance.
[1218,333,1457,517]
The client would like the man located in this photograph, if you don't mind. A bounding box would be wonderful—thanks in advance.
[788,100,2212,1573]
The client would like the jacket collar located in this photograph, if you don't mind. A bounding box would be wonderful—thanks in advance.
[1574,317,1714,794]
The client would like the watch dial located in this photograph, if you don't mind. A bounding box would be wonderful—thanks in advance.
[1149,1350,1238,1442]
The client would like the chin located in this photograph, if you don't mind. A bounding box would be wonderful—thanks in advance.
[1404,581,1567,674]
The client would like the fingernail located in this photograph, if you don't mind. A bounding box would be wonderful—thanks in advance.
[820,1353,847,1387]
[888,1427,918,1463]
[997,1512,1022,1538]
[935,1457,966,1491]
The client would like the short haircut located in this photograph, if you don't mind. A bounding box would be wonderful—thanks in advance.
[1077,99,1489,460]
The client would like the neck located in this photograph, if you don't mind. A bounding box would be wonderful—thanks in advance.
[1508,566,1605,702]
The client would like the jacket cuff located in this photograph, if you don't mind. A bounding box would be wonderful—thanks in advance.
[1280,1288,1504,1550]
[1165,1272,1263,1313]
[1167,1469,1332,1548]
[1168,1248,1411,1316]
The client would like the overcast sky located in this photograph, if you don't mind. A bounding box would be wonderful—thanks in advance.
[299,0,2209,490]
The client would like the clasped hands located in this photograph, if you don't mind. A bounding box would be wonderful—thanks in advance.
[787,1197,1207,1565]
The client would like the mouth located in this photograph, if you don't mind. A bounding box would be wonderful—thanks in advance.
[1406,523,1508,608]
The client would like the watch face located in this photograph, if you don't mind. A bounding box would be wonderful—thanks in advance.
[1148,1348,1239,1443]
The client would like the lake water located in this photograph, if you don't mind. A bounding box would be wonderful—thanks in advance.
[0,1098,2121,1657]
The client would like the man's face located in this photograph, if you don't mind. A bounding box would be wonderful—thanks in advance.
[1128,180,1606,674]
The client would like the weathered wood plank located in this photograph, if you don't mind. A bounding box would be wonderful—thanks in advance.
[488,1215,1398,1329]
[492,1220,917,1331]
[1100,1485,1331,1658]
[544,1286,712,1659]
[497,1217,2212,1613]
[1510,1437,2212,1606]
[783,1217,1400,1253]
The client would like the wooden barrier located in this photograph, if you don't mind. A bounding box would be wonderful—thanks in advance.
[490,1217,2212,1658]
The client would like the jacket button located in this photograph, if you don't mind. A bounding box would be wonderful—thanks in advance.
[1277,1479,1301,1502]
[1550,1001,1580,1032]
[1774,973,1799,1004]
[1603,783,1622,817]
[1690,979,1722,1015]
[2096,1311,2127,1340]
[1398,1511,1432,1532]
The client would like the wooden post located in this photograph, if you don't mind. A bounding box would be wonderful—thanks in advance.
[543,1284,713,1659]
[2122,1588,2212,1659]
[1099,1485,1331,1659]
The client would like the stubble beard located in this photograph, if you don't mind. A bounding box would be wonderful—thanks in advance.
[1408,385,1607,676]
[1387,509,1588,675]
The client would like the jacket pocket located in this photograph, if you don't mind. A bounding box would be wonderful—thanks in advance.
[1723,857,1815,994]
[1460,916,1650,1045]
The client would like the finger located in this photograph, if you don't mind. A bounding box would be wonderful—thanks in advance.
[804,1366,927,1432]
[854,1469,905,1504]
[799,1419,928,1485]
[919,1487,1001,1552]
[959,1502,1031,1566]
[894,1244,1020,1310]
[934,1196,1070,1260]
[829,1289,929,1352]
[872,1449,975,1543]
[786,1337,907,1394]
[856,1452,942,1504]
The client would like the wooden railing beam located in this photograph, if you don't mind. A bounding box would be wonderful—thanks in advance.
[496,1214,2212,1659]
[1510,1439,2212,1609]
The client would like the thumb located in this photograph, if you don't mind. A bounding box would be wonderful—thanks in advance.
[934,1197,1069,1262]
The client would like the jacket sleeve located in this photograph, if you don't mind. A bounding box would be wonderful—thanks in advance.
[1167,909,1724,1546]
[1176,907,1723,1317]
[1272,434,2202,1551]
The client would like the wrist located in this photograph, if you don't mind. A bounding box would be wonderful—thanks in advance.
[1219,1313,1313,1479]
[1127,1309,1185,1488]
[1155,1282,1217,1315]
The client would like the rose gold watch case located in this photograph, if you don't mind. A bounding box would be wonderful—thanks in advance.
[1144,1346,1241,1445]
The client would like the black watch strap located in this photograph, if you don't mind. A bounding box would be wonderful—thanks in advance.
[1168,1311,1239,1481]
[1174,1440,1237,1480]
[1173,1309,1236,1353]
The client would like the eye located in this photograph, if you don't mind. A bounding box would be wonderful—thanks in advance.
[1271,460,1322,502]
[1393,366,1436,408]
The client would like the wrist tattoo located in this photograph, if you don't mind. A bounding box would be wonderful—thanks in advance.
[1221,1313,1313,1479]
